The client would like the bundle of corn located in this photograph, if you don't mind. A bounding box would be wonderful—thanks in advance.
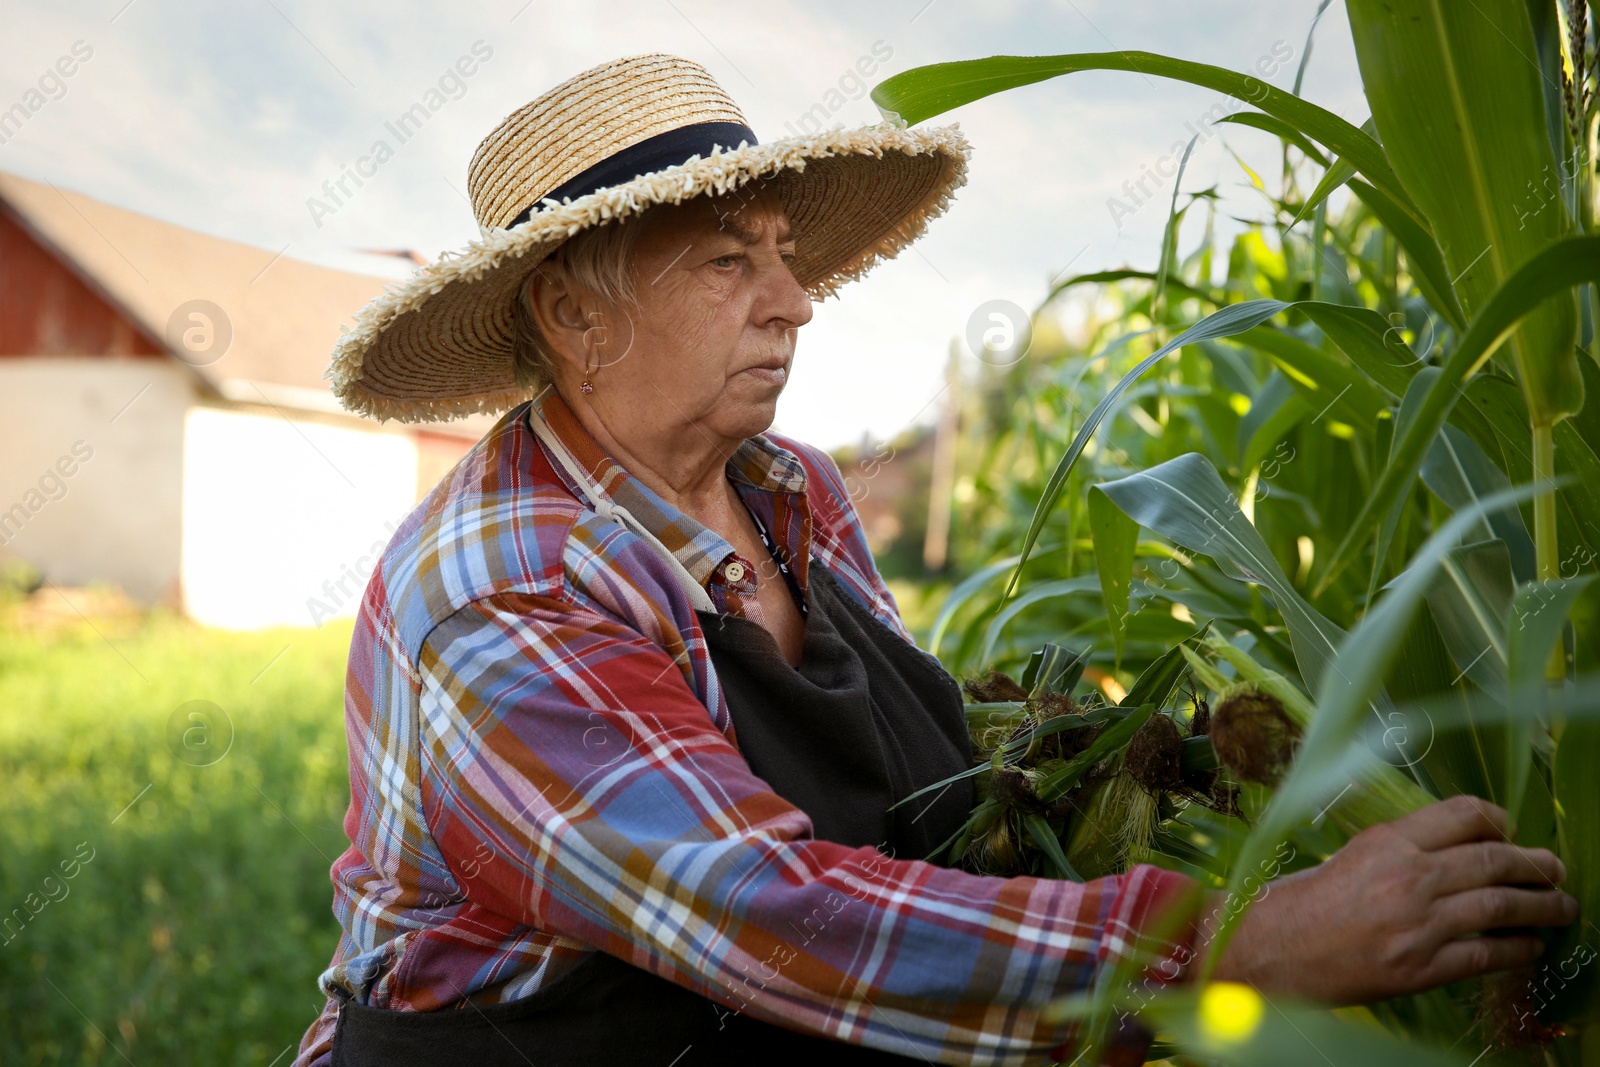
[957,671,1104,877]
[1060,693,1239,879]
[962,669,1099,763]
[945,642,1238,882]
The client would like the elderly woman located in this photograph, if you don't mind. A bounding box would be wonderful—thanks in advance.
[296,54,1576,1067]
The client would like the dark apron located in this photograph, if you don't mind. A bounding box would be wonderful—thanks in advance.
[331,560,974,1066]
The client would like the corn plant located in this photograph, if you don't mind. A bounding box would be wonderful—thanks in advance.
[875,1,1600,1063]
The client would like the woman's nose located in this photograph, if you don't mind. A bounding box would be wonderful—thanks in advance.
[757,250,813,330]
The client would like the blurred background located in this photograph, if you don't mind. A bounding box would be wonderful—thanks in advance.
[0,1,1355,1062]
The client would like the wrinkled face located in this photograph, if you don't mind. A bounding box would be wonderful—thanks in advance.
[562,184,813,444]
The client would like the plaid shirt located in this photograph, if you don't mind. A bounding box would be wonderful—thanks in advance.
[296,392,1199,1066]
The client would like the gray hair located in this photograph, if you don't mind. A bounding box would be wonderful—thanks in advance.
[511,214,647,390]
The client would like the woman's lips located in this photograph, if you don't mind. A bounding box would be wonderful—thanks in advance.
[742,363,788,384]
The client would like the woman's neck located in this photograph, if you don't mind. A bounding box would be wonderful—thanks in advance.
[566,391,743,524]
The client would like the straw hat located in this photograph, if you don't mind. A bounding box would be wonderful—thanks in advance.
[325,53,972,423]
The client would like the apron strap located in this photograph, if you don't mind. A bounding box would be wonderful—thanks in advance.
[527,396,717,614]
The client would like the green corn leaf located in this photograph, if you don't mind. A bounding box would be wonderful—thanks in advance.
[1046,269,1224,308]
[1524,0,1570,166]
[1180,643,1233,696]
[1122,623,1212,709]
[927,795,999,867]
[1139,984,1472,1067]
[1002,299,1291,602]
[1296,152,1357,223]
[1021,642,1089,695]
[1202,632,1315,723]
[1291,0,1336,97]
[1364,367,1452,592]
[928,552,1026,656]
[1217,110,1330,166]
[891,705,1126,814]
[962,701,1026,729]
[870,52,1425,229]
[1092,450,1443,777]
[1088,487,1139,669]
[1000,241,1598,612]
[1447,374,1533,492]
[1415,540,1518,809]
[1199,484,1544,977]
[1096,453,1356,706]
[1553,356,1600,568]
[1318,236,1600,595]
[1347,0,1581,426]
[1299,300,1419,399]
[1367,367,1540,592]
[889,762,995,814]
[1506,576,1594,829]
[1236,371,1312,473]
[1551,715,1600,1024]
[1344,178,1468,331]
[1387,609,1502,802]
[1045,976,1471,1067]
[1153,133,1201,319]
[1420,425,1538,582]
[1236,324,1391,428]
[1023,812,1083,882]
[1422,539,1515,699]
[979,578,1101,666]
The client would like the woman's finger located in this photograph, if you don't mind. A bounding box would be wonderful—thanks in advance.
[1388,794,1510,852]
[1430,841,1567,896]
[1428,885,1578,943]
[1422,933,1547,989]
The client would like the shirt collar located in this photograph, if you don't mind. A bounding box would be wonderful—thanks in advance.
[529,390,809,588]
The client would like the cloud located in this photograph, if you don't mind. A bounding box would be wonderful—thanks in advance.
[0,0,1362,448]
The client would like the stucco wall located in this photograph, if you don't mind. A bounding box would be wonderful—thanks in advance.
[1,359,443,627]
[0,357,191,603]
[180,405,418,630]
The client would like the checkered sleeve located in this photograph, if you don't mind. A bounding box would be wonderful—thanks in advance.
[415,587,1201,1064]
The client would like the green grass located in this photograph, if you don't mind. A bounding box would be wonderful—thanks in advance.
[0,608,355,1065]
[0,584,964,1064]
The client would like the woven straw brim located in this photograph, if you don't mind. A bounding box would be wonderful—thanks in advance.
[327,122,971,423]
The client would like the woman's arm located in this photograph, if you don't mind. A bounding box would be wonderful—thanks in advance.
[415,589,1202,1064]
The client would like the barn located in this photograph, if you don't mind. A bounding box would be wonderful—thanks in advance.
[0,170,488,629]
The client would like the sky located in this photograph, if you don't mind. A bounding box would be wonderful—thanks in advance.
[0,0,1366,450]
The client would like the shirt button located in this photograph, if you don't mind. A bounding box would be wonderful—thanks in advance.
[724,561,746,583]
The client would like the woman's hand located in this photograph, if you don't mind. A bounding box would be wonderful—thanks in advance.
[1204,794,1579,1005]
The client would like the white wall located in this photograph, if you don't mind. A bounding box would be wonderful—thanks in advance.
[0,358,191,603]
[180,405,417,630]
[0,359,426,628]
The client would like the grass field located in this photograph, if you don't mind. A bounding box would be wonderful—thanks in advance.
[0,580,949,1066]
[0,602,356,1066]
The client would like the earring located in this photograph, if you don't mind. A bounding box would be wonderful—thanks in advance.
[580,343,597,396]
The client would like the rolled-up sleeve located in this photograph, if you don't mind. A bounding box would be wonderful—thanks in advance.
[415,588,1200,1064]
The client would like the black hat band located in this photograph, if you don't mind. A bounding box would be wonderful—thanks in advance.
[507,120,759,228]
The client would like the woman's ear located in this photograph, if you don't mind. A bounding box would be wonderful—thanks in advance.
[525,266,593,376]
